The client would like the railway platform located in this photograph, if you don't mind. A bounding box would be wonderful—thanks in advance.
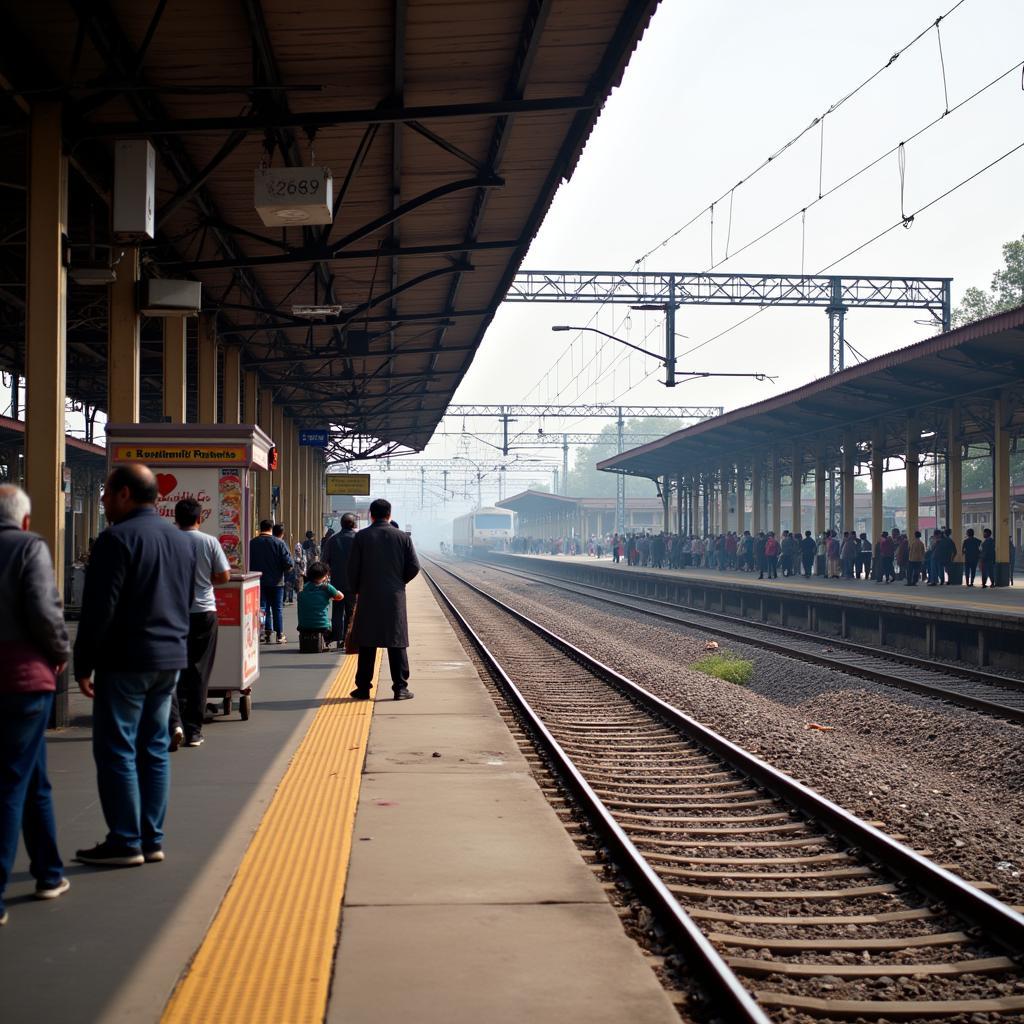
[0,577,678,1024]
[493,553,1024,672]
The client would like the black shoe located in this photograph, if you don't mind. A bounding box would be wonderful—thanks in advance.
[143,845,165,863]
[349,688,371,700]
[75,841,144,867]
[393,688,415,701]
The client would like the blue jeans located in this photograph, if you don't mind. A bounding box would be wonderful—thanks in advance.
[0,692,62,912]
[92,670,178,850]
[261,584,285,637]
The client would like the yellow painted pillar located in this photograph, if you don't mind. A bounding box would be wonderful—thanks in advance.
[751,458,762,535]
[196,312,218,423]
[842,430,856,530]
[791,446,802,536]
[735,462,746,536]
[24,100,67,581]
[814,446,826,537]
[107,245,140,424]
[719,463,730,534]
[257,389,273,525]
[906,417,919,538]
[271,404,284,523]
[871,428,884,545]
[770,451,781,535]
[947,407,963,582]
[163,316,187,423]
[244,371,260,426]
[222,346,242,425]
[994,392,1010,585]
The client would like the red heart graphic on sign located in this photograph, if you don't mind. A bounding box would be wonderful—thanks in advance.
[156,473,178,498]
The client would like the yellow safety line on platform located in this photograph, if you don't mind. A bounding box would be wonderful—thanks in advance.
[161,652,379,1024]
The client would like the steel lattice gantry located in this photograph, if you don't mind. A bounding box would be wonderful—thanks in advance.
[508,271,954,375]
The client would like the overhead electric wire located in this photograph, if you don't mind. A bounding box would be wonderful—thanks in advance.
[633,0,972,265]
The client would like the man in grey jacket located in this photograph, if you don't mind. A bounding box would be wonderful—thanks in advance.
[0,484,72,924]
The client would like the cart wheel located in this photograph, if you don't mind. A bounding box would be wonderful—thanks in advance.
[239,693,252,721]
[222,695,232,717]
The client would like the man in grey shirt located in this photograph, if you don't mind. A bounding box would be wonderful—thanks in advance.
[169,499,230,748]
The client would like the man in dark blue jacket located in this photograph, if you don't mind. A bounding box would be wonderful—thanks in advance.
[249,520,293,643]
[323,513,357,647]
[73,463,195,867]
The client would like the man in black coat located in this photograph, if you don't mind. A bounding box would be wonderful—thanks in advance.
[347,499,420,700]
[322,513,358,646]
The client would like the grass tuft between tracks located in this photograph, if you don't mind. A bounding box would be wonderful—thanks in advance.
[693,652,754,685]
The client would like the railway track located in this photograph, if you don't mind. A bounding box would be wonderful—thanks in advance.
[470,556,1024,724]
[423,558,1024,1023]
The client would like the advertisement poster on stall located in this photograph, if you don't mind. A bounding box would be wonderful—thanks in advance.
[242,583,260,684]
[151,467,246,570]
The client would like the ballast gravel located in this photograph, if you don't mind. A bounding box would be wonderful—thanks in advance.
[454,562,1024,907]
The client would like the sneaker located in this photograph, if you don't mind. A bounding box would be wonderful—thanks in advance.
[0,909,7,926]
[276,634,287,644]
[185,734,204,748]
[143,846,165,863]
[262,633,272,644]
[34,877,71,900]
[169,726,184,752]
[75,841,144,867]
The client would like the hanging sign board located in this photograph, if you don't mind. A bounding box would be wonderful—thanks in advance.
[326,474,370,496]
[299,429,329,448]
[111,443,250,466]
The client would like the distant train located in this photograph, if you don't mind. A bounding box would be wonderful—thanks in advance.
[452,506,517,555]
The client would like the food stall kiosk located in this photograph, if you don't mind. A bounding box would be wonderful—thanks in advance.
[106,423,274,720]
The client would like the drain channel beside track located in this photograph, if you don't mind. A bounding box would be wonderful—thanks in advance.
[472,557,1024,724]
[423,558,1024,1022]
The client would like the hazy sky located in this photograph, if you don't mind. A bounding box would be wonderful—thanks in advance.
[408,0,1023,507]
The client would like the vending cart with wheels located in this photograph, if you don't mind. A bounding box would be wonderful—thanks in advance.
[106,422,274,721]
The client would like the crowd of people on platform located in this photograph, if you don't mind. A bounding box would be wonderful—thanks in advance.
[513,526,1015,586]
[0,467,419,926]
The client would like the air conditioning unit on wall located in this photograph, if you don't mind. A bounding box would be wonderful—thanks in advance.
[254,166,333,226]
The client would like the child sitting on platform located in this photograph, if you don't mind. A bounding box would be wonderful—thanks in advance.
[296,561,344,649]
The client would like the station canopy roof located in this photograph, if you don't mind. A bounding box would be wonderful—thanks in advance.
[0,0,659,460]
[598,304,1024,481]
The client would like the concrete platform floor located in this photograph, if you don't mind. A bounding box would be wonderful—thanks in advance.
[327,577,679,1024]
[1,577,679,1024]
[510,553,1024,621]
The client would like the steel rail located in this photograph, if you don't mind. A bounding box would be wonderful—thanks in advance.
[420,562,771,1024]
[424,557,1024,958]
[478,556,1024,723]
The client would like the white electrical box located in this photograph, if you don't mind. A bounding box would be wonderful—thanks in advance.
[140,279,202,317]
[254,166,333,226]
[113,140,156,239]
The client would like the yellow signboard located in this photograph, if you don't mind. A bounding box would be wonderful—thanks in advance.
[326,473,370,495]
[112,444,250,466]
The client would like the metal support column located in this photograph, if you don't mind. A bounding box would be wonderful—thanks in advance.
[676,473,683,535]
[664,274,677,387]
[197,312,218,423]
[751,459,762,535]
[736,463,746,536]
[690,474,700,537]
[615,407,625,533]
[871,428,884,547]
[770,452,781,535]
[662,475,671,533]
[947,406,963,584]
[842,430,856,529]
[562,434,569,495]
[271,404,284,522]
[223,346,242,425]
[702,472,709,537]
[790,447,801,537]
[107,245,140,424]
[906,417,919,539]
[162,316,187,424]
[24,99,67,588]
[814,446,826,538]
[719,463,730,535]
[994,392,1011,586]
[827,276,848,374]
